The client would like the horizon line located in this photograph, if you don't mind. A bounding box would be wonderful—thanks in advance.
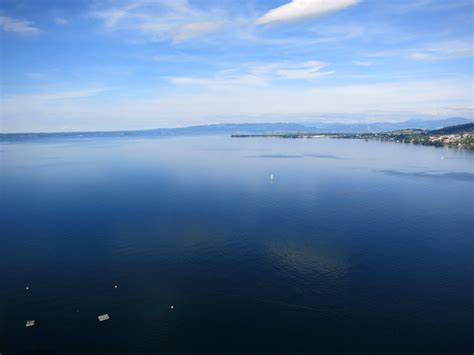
[0,117,472,136]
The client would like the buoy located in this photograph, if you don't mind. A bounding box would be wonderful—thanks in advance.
[170,305,174,309]
[98,314,110,322]
[25,286,30,291]
[114,285,118,289]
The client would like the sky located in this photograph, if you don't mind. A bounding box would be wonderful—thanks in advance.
[0,0,473,132]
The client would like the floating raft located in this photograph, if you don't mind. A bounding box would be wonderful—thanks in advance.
[98,314,110,322]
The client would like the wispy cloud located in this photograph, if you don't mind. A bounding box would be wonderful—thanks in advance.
[390,0,473,13]
[389,0,435,13]
[408,40,474,61]
[54,17,69,25]
[256,0,360,25]
[352,60,373,67]
[173,21,223,42]
[166,61,335,89]
[0,87,111,132]
[2,79,471,132]
[2,87,109,103]
[91,0,228,42]
[310,24,365,43]
[25,72,48,80]
[0,15,41,35]
[254,61,335,80]
[368,40,474,61]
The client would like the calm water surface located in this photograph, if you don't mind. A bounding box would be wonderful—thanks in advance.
[1,136,473,355]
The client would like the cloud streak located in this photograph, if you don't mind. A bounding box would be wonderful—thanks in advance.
[408,40,474,61]
[256,0,359,25]
[368,40,474,61]
[173,21,223,42]
[54,17,69,25]
[91,0,227,42]
[2,87,109,106]
[166,61,335,89]
[0,15,41,35]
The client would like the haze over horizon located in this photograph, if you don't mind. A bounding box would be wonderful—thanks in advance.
[1,0,473,133]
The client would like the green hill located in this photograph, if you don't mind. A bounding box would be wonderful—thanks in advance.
[429,123,474,135]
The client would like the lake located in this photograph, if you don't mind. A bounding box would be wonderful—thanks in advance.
[0,136,473,355]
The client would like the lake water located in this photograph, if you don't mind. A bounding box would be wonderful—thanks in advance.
[1,136,473,355]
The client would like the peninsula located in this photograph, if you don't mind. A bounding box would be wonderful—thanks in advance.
[232,123,474,150]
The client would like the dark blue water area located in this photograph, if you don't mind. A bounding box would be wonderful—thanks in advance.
[0,136,473,355]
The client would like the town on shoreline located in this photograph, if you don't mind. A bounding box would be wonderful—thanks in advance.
[232,123,474,150]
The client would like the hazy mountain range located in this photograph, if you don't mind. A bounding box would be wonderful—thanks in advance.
[1,117,472,139]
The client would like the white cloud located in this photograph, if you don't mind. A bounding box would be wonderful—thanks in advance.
[167,74,266,88]
[408,40,474,61]
[25,72,48,80]
[352,60,373,67]
[0,15,41,35]
[390,0,473,13]
[166,61,334,89]
[2,79,471,132]
[390,0,434,13]
[2,87,109,105]
[54,17,69,25]
[163,80,471,119]
[92,0,227,42]
[310,24,365,43]
[256,0,360,25]
[254,61,334,80]
[368,40,474,61]
[173,21,223,42]
[0,87,111,132]
[115,79,472,129]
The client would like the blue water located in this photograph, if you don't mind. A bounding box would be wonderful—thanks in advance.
[1,136,473,355]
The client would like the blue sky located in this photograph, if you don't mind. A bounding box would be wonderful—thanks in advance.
[0,0,473,132]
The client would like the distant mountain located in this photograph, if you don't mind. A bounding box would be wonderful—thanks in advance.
[0,123,308,139]
[1,117,472,139]
[154,122,308,134]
